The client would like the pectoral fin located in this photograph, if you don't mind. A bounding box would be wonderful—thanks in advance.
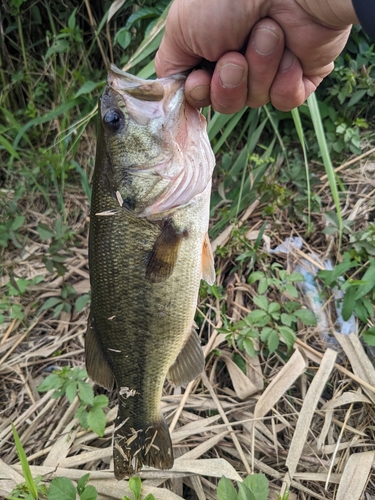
[201,233,215,285]
[85,312,115,391]
[167,328,205,387]
[146,220,184,282]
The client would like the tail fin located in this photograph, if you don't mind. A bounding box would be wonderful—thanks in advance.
[113,417,173,479]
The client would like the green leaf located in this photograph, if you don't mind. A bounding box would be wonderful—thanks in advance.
[87,406,106,437]
[65,381,78,403]
[248,271,264,284]
[278,326,296,351]
[243,473,269,500]
[75,294,90,313]
[238,482,256,500]
[37,222,55,240]
[77,474,90,495]
[258,277,268,294]
[11,424,38,500]
[268,302,281,315]
[217,477,237,500]
[75,406,89,430]
[37,373,63,393]
[125,7,159,30]
[129,476,142,500]
[143,495,156,500]
[342,286,356,321]
[48,477,76,500]
[281,313,295,327]
[286,272,304,283]
[114,27,132,49]
[293,308,317,326]
[267,330,279,353]
[77,380,94,406]
[363,326,375,347]
[45,39,70,59]
[11,215,26,231]
[74,81,102,98]
[80,485,98,500]
[92,394,109,409]
[252,295,268,311]
[246,310,269,325]
[285,283,299,298]
[354,261,375,300]
[243,337,255,357]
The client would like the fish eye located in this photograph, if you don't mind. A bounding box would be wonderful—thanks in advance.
[103,109,124,131]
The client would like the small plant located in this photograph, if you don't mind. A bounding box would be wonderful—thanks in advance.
[221,265,316,355]
[37,217,75,275]
[9,424,97,500]
[37,366,108,437]
[38,284,90,319]
[217,475,289,500]
[123,476,155,500]
[0,276,44,325]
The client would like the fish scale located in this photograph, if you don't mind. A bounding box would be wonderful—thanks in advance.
[86,65,215,478]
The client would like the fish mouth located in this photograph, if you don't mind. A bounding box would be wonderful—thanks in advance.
[108,64,186,98]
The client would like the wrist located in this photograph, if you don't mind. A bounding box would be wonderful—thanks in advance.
[295,0,359,28]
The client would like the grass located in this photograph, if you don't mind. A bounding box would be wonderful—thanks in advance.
[1,1,375,499]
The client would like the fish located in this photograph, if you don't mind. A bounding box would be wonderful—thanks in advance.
[86,64,216,479]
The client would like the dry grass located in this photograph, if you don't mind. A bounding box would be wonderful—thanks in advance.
[1,148,375,500]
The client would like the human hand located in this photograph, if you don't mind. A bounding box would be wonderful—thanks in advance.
[155,0,358,113]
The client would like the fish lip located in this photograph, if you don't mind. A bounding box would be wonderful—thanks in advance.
[108,64,186,102]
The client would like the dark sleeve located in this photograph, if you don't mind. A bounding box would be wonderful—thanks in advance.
[352,0,375,40]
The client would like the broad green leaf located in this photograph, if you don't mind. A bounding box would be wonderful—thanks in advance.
[37,373,63,392]
[45,39,69,59]
[243,473,269,500]
[285,283,299,298]
[143,495,156,500]
[75,294,90,313]
[278,326,296,350]
[363,326,375,346]
[125,7,159,30]
[281,313,295,327]
[65,380,78,403]
[243,337,255,357]
[293,308,317,326]
[248,271,264,284]
[129,476,142,500]
[37,223,55,240]
[342,286,356,321]
[238,482,256,500]
[246,310,270,326]
[48,477,76,500]
[77,380,94,406]
[252,295,268,311]
[75,406,89,430]
[258,277,268,295]
[268,302,281,315]
[92,394,109,408]
[354,261,375,300]
[80,485,98,500]
[286,272,304,283]
[267,330,279,353]
[217,477,237,500]
[114,27,132,49]
[87,406,106,436]
[11,215,25,231]
[77,474,90,495]
[39,297,62,312]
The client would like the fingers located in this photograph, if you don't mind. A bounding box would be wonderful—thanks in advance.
[245,19,285,108]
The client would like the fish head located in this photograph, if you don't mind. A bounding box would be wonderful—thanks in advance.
[98,65,215,216]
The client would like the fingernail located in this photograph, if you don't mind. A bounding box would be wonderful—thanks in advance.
[219,64,245,89]
[253,28,279,56]
[279,51,295,72]
[189,85,210,102]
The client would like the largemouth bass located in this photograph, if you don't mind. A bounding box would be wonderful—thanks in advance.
[86,65,215,479]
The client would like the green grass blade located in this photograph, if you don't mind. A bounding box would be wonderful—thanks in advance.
[123,2,171,73]
[308,92,342,249]
[291,106,312,231]
[11,424,38,499]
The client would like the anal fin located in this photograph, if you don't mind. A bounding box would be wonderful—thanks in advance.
[167,328,205,387]
[201,232,215,285]
[85,312,115,391]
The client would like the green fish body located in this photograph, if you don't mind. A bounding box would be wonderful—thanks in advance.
[86,66,215,479]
